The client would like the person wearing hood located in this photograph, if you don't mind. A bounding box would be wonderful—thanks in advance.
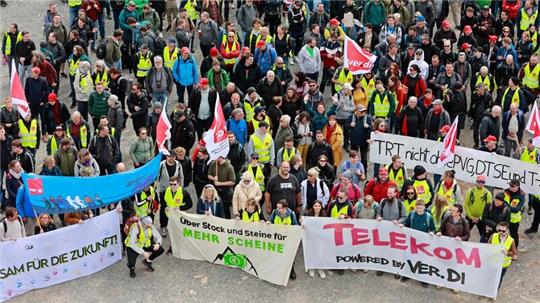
[407,49,429,80]
[146,56,173,105]
[41,92,70,140]
[232,171,263,218]
[208,156,236,219]
[402,165,434,206]
[73,61,94,121]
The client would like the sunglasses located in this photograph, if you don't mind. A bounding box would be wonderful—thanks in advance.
[497,229,507,233]
[252,157,259,160]
[170,183,178,186]
[477,181,485,184]
[319,159,327,162]
[406,192,415,195]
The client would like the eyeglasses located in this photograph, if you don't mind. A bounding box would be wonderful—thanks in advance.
[170,183,178,186]
[319,159,327,162]
[406,192,415,195]
[477,181,485,184]
[510,184,518,188]
[252,157,259,160]
[497,229,507,233]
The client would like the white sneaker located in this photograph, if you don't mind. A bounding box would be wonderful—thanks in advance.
[289,57,294,65]
[362,269,368,273]
[160,227,167,237]
[436,285,442,290]
[351,269,357,272]
[318,270,326,279]
[308,269,315,277]
[518,246,528,252]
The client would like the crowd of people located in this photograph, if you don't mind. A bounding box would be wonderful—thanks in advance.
[0,0,539,293]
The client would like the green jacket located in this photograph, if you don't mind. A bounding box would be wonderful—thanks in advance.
[206,69,230,91]
[464,187,492,219]
[129,137,154,164]
[88,91,111,118]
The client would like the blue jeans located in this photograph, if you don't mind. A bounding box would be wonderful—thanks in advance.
[97,14,106,39]
[69,6,80,25]
[112,59,122,70]
[152,91,169,105]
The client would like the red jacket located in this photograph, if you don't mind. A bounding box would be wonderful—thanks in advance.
[81,1,102,22]
[502,0,520,20]
[364,178,397,203]
[36,61,58,87]
[330,183,362,203]
[220,41,241,67]
[393,84,408,116]
[402,75,427,100]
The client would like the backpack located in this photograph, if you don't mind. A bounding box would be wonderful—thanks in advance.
[96,40,107,60]
[123,216,140,236]
[154,37,166,57]
[1,216,23,234]
[380,199,403,218]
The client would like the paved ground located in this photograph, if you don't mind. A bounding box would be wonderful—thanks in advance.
[1,1,540,302]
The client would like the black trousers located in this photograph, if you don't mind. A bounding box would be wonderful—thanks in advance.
[467,217,486,237]
[159,191,167,229]
[126,244,164,269]
[509,222,519,248]
[195,117,213,141]
[530,198,540,232]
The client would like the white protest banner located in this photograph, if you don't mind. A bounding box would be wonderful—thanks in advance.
[0,212,122,302]
[369,132,540,195]
[302,217,504,299]
[168,211,302,286]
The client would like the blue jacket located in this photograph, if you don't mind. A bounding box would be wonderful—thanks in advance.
[172,55,199,86]
[346,113,373,148]
[227,118,248,146]
[496,45,519,68]
[254,44,277,74]
[196,198,224,218]
[501,110,526,142]
[16,187,35,219]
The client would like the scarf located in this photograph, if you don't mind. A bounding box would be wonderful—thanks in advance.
[325,124,335,143]
[306,46,314,57]
[9,169,22,180]
[51,102,62,125]
[401,115,408,136]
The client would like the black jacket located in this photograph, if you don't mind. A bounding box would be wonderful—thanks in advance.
[0,107,19,138]
[233,61,261,93]
[0,136,13,171]
[396,106,424,137]
[190,88,218,118]
[127,91,150,123]
[41,102,70,135]
[227,140,246,174]
[171,118,196,152]
[479,113,500,143]
[178,157,192,187]
[24,77,49,108]
[256,77,284,107]
[88,135,119,167]
[306,141,334,168]
[468,92,493,120]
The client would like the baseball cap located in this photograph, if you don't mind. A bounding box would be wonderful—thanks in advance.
[166,38,176,44]
[442,20,451,28]
[483,135,497,143]
[200,78,209,86]
[48,92,57,101]
[256,40,266,48]
[55,125,64,131]
[210,47,219,57]
[489,35,498,43]
[440,125,450,133]
[342,83,353,90]
[463,25,473,34]
[181,47,190,54]
[31,67,41,74]
[461,43,472,51]
[329,18,340,26]
[476,175,486,182]
[357,104,366,112]
[128,1,136,7]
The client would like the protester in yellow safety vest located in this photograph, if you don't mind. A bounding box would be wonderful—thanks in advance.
[163,176,184,215]
[246,121,275,167]
[66,111,91,150]
[472,66,495,93]
[519,3,538,33]
[135,45,153,86]
[327,190,353,219]
[67,45,90,108]
[489,222,517,290]
[18,113,40,154]
[162,38,179,69]
[331,66,353,93]
[220,31,241,72]
[501,77,527,112]
[518,139,540,223]
[134,186,156,219]
[181,0,199,23]
[368,80,396,120]
[125,216,164,278]
[387,155,407,191]
[464,175,492,236]
[238,198,264,222]
[503,178,525,248]
[401,185,418,214]
[402,165,435,206]
[245,153,266,192]
[243,88,264,122]
[430,195,451,232]
[276,137,299,167]
[269,199,298,279]
[323,18,346,41]
[2,23,22,73]
[46,125,67,155]
[361,72,376,104]
[434,170,462,206]
[92,60,110,88]
[519,54,540,93]
[248,106,272,135]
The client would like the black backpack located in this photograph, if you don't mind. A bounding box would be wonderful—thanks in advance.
[96,40,107,60]
[154,37,166,58]
[1,216,23,234]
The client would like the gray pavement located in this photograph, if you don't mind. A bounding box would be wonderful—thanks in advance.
[1,1,539,302]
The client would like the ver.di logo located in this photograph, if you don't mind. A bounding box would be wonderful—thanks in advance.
[212,246,258,276]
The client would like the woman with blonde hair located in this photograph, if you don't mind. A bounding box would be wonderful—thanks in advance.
[34,214,57,234]
[92,60,110,88]
[232,172,262,218]
[323,115,344,167]
[430,194,452,232]
[196,184,224,218]
[237,198,265,223]
[40,155,63,176]
[73,60,93,120]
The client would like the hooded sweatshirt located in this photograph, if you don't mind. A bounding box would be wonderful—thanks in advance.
[407,49,429,80]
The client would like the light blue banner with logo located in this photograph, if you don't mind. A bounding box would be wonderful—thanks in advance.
[21,155,161,214]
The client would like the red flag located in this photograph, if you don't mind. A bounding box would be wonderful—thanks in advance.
[438,116,459,167]
[10,61,31,118]
[155,101,172,153]
[343,35,376,75]
[526,100,540,148]
[203,94,230,161]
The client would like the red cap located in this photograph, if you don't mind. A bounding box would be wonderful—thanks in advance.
[476,175,487,182]
[440,125,450,133]
[181,47,190,54]
[48,92,57,101]
[256,40,266,48]
[484,135,497,143]
[442,20,451,29]
[200,78,209,86]
[31,67,41,74]
[488,35,498,43]
[463,25,472,34]
[210,47,219,57]
[242,46,250,53]
[461,43,472,50]
[329,18,340,26]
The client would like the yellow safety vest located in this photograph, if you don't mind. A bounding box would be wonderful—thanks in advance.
[273,214,292,225]
[501,87,521,109]
[521,147,538,164]
[184,0,198,20]
[94,71,109,87]
[136,52,153,78]
[67,0,82,7]
[49,136,60,154]
[248,165,265,192]
[520,10,538,31]
[522,63,540,89]
[223,41,239,65]
[251,116,271,132]
[433,204,450,232]
[475,74,491,89]
[164,187,184,209]
[437,183,457,205]
[18,119,38,149]
[413,179,432,205]
[334,68,353,92]
[251,133,272,164]
[373,93,391,118]
[330,204,349,218]
[163,46,179,69]
[244,101,261,122]
[387,165,405,191]
[69,57,82,76]
[504,192,523,223]
[403,198,416,214]
[241,210,260,222]
[135,187,155,218]
[68,124,89,148]
[79,74,93,95]
[282,148,296,162]
[361,77,375,102]
[490,233,514,268]
[3,32,22,56]
[125,223,152,248]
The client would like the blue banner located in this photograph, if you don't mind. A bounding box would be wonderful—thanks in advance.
[21,155,162,214]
